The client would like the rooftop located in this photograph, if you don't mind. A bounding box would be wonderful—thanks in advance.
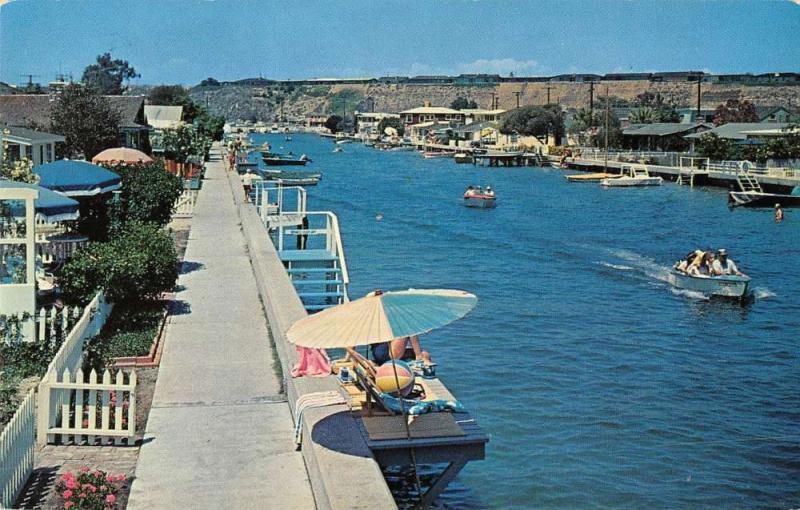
[400,106,463,115]
[684,122,792,140]
[624,122,711,137]
[144,105,183,128]
[0,94,146,129]
[0,123,64,144]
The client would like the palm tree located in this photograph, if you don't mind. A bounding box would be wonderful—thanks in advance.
[629,107,656,124]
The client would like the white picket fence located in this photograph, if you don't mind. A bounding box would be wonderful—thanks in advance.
[40,368,136,446]
[37,291,113,446]
[172,189,199,218]
[33,304,83,345]
[0,389,35,509]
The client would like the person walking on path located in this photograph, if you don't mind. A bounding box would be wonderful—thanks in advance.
[241,169,256,202]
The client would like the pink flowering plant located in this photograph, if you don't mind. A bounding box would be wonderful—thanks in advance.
[56,468,126,509]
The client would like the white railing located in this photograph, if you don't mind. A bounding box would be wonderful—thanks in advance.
[40,368,136,446]
[252,184,307,225]
[37,291,113,445]
[172,189,199,218]
[0,389,35,509]
[36,235,88,266]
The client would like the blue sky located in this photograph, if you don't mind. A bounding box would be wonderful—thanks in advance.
[1,0,798,86]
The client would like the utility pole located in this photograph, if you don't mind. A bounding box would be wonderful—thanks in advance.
[489,92,497,110]
[696,73,702,118]
[604,84,610,173]
[514,91,521,109]
[545,85,552,105]
[589,81,595,127]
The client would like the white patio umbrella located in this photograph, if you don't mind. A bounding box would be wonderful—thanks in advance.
[286,288,477,348]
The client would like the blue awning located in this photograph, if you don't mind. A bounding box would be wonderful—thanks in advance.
[34,160,121,197]
[0,180,80,222]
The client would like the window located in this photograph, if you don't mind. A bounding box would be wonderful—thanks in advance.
[0,199,28,284]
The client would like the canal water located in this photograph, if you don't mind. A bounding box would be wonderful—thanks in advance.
[251,134,800,509]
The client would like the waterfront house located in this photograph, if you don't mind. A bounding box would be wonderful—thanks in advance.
[0,124,64,166]
[756,106,796,124]
[452,121,499,145]
[354,112,399,135]
[144,105,183,130]
[683,122,792,151]
[400,104,465,126]
[461,108,506,125]
[0,94,148,151]
[406,121,454,145]
[305,111,329,131]
[622,122,711,151]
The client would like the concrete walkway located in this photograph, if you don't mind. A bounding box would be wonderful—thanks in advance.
[128,149,316,509]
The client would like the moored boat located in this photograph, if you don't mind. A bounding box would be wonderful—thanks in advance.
[729,187,800,208]
[600,164,662,187]
[668,270,751,299]
[454,153,473,164]
[423,151,453,159]
[263,156,310,166]
[463,186,496,208]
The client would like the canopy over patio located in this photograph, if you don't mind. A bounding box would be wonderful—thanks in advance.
[0,180,80,222]
[34,160,121,197]
[92,147,153,165]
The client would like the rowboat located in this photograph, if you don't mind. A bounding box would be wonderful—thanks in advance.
[261,169,322,180]
[566,172,618,182]
[463,187,496,208]
[668,270,751,299]
[423,151,452,159]
[600,164,662,187]
[729,187,800,208]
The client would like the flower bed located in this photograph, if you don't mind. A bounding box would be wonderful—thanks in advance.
[56,468,126,510]
[83,302,166,371]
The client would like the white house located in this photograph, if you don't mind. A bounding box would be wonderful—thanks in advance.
[0,125,64,166]
[355,112,399,135]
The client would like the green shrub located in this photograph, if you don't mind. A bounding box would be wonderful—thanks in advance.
[103,160,184,231]
[83,302,163,369]
[60,221,178,305]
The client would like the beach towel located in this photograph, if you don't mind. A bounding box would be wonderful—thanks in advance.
[291,346,331,377]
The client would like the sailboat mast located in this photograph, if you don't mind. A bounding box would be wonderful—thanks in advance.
[604,84,610,172]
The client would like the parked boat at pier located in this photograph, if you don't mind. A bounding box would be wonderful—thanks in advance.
[601,164,663,187]
[263,155,310,166]
[463,186,496,208]
[454,153,474,164]
[423,151,453,159]
[728,187,800,208]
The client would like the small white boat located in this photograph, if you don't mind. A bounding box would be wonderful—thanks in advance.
[463,186,496,208]
[423,151,452,159]
[335,139,352,145]
[668,270,751,299]
[333,146,343,153]
[601,164,663,187]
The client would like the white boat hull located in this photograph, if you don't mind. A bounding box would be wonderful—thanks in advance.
[601,176,663,187]
[463,196,496,208]
[668,271,751,298]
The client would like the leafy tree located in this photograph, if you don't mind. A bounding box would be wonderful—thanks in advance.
[694,133,738,161]
[103,161,184,231]
[195,113,225,141]
[567,106,622,148]
[325,115,343,134]
[81,53,139,95]
[377,117,405,137]
[148,85,203,122]
[756,131,800,162]
[654,105,680,123]
[450,97,478,110]
[60,221,178,305]
[50,84,121,159]
[713,99,758,126]
[0,137,38,183]
[199,77,221,87]
[499,105,564,143]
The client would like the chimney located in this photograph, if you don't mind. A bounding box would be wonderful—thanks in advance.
[424,100,431,107]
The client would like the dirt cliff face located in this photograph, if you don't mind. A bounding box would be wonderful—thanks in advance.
[191,81,800,121]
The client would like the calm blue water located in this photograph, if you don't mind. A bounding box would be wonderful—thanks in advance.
[252,134,800,509]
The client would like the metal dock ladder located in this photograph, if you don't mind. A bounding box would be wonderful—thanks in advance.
[252,182,350,313]
[736,163,763,194]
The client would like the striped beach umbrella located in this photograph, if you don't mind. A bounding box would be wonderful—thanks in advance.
[287,288,477,348]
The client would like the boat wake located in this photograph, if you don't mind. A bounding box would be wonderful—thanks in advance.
[597,261,634,271]
[753,287,776,300]
[604,249,675,284]
[669,287,711,301]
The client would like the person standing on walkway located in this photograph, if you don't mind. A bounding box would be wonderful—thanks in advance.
[775,203,784,222]
[241,169,255,203]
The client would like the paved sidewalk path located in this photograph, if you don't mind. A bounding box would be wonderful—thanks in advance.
[128,148,315,509]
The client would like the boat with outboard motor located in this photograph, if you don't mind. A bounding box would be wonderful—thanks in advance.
[454,153,474,164]
[668,270,751,298]
[600,164,662,187]
[463,185,496,208]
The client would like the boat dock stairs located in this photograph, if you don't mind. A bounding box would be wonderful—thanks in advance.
[252,182,349,312]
